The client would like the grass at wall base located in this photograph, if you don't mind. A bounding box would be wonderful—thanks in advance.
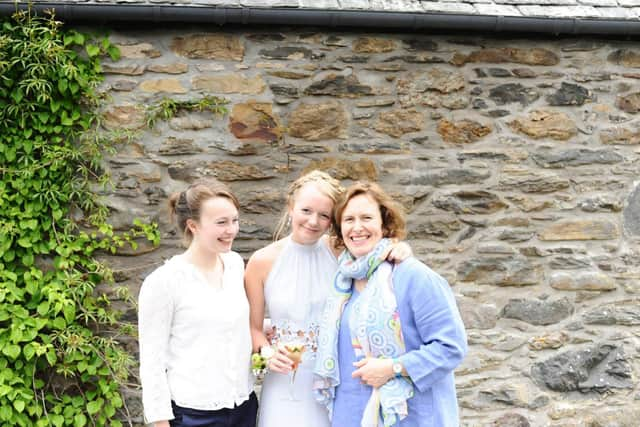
[0,8,159,426]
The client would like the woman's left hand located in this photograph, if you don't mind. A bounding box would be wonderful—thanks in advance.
[351,357,394,388]
[381,241,412,264]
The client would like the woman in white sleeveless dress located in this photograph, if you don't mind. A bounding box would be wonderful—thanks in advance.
[245,171,411,427]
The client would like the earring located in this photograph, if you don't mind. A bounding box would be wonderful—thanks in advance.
[286,216,291,228]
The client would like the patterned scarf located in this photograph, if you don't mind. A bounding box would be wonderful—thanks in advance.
[314,238,414,427]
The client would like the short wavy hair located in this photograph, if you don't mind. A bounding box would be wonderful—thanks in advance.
[333,181,406,249]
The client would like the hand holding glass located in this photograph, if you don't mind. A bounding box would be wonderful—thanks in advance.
[282,342,306,401]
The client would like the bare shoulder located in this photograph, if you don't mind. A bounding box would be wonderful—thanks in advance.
[246,239,288,279]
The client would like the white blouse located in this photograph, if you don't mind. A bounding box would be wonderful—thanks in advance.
[138,251,252,423]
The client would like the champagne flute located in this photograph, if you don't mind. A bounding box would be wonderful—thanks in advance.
[282,341,306,401]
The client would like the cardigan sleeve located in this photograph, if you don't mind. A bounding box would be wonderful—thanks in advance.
[395,259,468,393]
[138,269,175,423]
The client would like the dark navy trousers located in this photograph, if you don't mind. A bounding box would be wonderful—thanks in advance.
[170,393,258,427]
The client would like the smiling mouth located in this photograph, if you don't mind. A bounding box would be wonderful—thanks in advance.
[350,235,369,242]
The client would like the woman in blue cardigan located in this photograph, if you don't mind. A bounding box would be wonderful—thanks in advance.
[314,181,467,427]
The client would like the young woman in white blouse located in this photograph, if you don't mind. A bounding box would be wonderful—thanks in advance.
[138,179,256,427]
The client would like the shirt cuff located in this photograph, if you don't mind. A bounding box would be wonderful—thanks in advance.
[397,353,423,391]
[144,406,175,424]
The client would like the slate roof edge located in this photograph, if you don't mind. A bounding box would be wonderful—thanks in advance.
[2,3,640,35]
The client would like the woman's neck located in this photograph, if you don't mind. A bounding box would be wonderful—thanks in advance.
[354,278,367,293]
[184,245,221,273]
[289,233,321,246]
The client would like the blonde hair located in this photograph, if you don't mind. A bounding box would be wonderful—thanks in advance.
[168,178,240,247]
[273,170,344,241]
[333,181,406,249]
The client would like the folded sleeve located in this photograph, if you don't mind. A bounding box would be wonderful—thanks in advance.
[396,260,468,393]
[138,271,175,423]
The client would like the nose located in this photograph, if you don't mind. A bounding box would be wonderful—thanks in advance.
[308,213,319,226]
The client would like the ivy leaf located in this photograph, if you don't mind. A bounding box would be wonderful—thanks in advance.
[74,414,87,427]
[63,304,76,323]
[36,112,49,124]
[104,403,116,417]
[86,44,100,58]
[13,399,25,413]
[3,250,15,262]
[45,349,56,366]
[110,394,123,408]
[50,99,61,113]
[86,400,102,415]
[10,90,23,103]
[0,385,11,397]
[63,33,75,46]
[74,32,85,45]
[17,237,32,248]
[21,253,34,267]
[9,326,23,343]
[23,344,35,361]
[60,111,74,126]
[23,140,33,154]
[37,301,50,316]
[2,344,20,360]
[0,405,10,420]
[25,280,38,295]
[57,79,68,94]
[5,147,16,162]
[107,45,121,61]
[19,219,38,230]
[52,317,66,330]
[50,414,64,427]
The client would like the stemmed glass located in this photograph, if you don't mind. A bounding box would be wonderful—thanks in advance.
[282,340,306,401]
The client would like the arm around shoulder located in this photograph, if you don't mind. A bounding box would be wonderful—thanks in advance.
[395,259,468,393]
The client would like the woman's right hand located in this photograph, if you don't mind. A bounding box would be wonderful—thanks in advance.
[154,421,170,427]
[267,343,294,374]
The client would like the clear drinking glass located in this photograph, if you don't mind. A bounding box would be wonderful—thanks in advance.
[282,341,306,401]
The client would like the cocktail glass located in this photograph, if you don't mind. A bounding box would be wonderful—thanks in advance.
[283,342,306,401]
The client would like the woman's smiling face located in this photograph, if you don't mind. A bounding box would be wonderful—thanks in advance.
[288,183,334,245]
[340,193,383,258]
[188,196,239,254]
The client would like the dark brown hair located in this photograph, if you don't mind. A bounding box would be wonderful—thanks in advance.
[168,179,240,246]
[333,181,406,249]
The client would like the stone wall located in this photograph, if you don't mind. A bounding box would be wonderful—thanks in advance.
[96,24,640,426]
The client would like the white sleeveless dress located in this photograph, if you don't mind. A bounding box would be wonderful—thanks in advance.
[258,236,337,427]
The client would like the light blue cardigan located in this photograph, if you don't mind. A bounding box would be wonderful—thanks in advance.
[330,257,468,427]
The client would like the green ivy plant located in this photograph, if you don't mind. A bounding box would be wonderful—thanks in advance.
[0,8,159,426]
[145,96,229,129]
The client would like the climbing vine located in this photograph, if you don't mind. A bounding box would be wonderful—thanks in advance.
[0,8,158,426]
[145,95,229,129]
